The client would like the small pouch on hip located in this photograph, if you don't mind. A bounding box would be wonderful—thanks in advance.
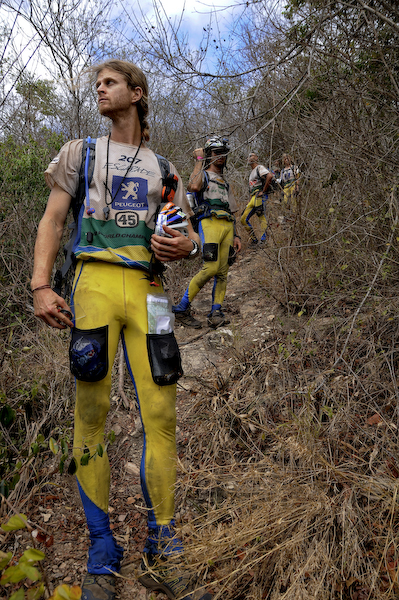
[147,332,183,386]
[69,325,108,382]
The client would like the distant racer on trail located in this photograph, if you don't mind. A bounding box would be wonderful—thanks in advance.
[172,136,242,329]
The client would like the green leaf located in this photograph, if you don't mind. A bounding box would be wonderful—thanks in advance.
[80,453,90,466]
[31,442,39,455]
[52,583,82,599]
[322,405,334,418]
[0,550,12,569]
[19,562,41,581]
[59,455,66,475]
[96,444,103,458]
[1,513,27,531]
[11,473,20,490]
[10,587,25,600]
[0,480,9,498]
[0,564,26,584]
[27,583,45,600]
[49,437,59,455]
[23,548,45,562]
[0,405,16,427]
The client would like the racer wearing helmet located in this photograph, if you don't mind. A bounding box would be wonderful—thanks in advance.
[203,136,230,170]
[172,136,241,329]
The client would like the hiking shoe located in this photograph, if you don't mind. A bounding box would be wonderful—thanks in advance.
[248,238,258,247]
[174,309,202,329]
[82,574,115,600]
[207,309,229,329]
[138,554,212,600]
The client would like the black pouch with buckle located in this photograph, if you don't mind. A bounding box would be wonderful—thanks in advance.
[147,332,183,386]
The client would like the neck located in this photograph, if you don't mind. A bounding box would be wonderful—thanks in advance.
[109,114,143,146]
[208,163,223,175]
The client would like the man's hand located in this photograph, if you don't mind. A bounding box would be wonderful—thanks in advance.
[33,288,73,329]
[151,226,196,262]
[234,236,242,253]
[192,147,204,160]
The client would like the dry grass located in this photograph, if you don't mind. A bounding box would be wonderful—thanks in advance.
[171,313,399,598]
[162,226,399,599]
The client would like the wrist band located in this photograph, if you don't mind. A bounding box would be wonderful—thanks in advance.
[196,156,203,161]
[31,284,51,292]
[185,239,200,260]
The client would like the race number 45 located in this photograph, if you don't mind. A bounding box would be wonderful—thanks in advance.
[115,211,139,228]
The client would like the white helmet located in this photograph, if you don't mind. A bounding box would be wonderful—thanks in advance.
[204,136,230,155]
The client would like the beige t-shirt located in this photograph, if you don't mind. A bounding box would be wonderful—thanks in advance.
[196,170,238,221]
[248,164,270,194]
[45,136,191,270]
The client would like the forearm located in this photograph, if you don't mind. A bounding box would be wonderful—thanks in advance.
[188,160,204,192]
[31,217,63,289]
[262,174,273,194]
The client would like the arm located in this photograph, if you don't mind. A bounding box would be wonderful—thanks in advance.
[187,147,204,193]
[258,172,274,196]
[31,183,73,329]
[232,216,242,253]
[234,235,242,253]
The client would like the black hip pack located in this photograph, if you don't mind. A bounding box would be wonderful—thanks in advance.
[147,332,183,386]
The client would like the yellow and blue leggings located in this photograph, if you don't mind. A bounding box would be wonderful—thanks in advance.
[283,181,297,211]
[174,216,234,314]
[240,193,267,242]
[70,261,179,574]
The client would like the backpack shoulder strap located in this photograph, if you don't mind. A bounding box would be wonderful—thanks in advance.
[149,154,180,286]
[72,136,96,221]
[156,154,178,205]
[53,136,96,297]
[197,170,209,204]
[256,165,267,184]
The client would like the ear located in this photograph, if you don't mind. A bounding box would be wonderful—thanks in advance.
[131,86,143,104]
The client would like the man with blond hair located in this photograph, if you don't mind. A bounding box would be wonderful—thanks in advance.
[31,59,211,600]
